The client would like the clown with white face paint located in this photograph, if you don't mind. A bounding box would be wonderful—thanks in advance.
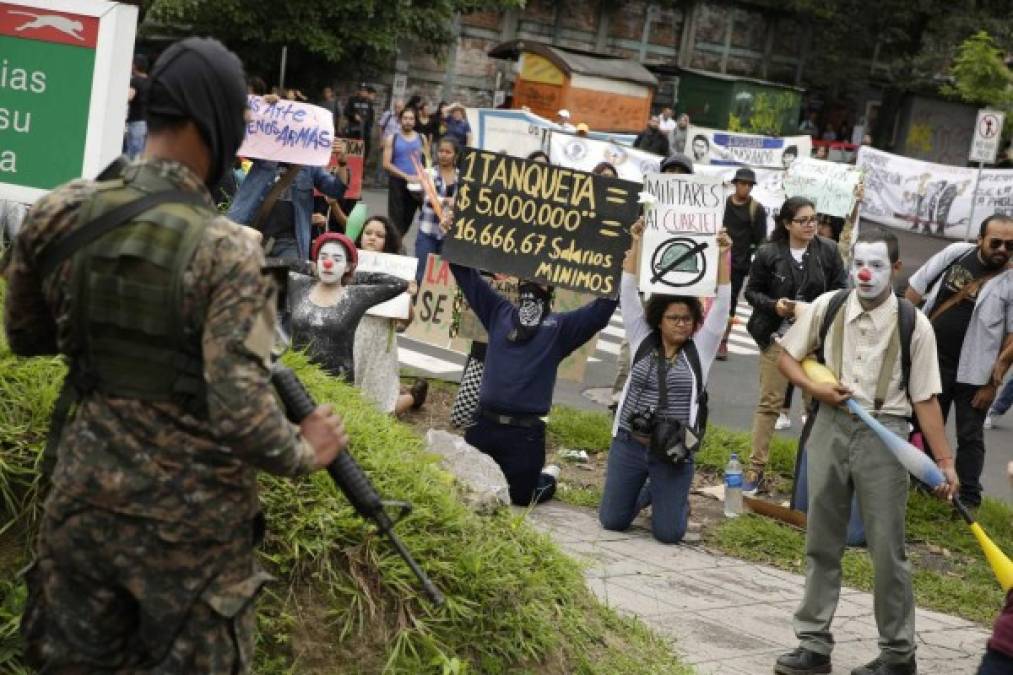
[851,240,894,302]
[772,230,957,675]
[288,232,407,382]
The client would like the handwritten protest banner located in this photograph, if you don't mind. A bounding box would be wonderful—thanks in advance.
[639,172,725,296]
[443,149,637,298]
[686,125,812,170]
[406,254,467,352]
[454,276,598,382]
[355,250,417,319]
[783,158,862,218]
[548,132,661,183]
[335,138,364,199]
[238,95,334,166]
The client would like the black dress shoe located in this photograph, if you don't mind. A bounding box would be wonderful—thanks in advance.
[410,378,429,410]
[774,647,832,675]
[851,656,916,675]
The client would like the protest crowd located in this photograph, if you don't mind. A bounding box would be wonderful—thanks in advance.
[3,26,1013,675]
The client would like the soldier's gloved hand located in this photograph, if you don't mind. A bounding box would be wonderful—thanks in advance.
[301,404,348,469]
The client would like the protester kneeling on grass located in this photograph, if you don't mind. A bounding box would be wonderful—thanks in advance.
[599,220,732,544]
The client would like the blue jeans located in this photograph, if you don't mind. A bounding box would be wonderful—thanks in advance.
[991,377,1013,416]
[414,230,443,284]
[465,416,556,506]
[599,430,694,544]
[123,120,147,159]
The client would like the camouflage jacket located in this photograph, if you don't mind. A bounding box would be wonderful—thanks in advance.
[4,159,315,538]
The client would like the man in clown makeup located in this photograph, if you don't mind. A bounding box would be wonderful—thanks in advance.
[771,229,958,675]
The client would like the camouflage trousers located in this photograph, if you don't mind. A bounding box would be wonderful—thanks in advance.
[22,492,271,674]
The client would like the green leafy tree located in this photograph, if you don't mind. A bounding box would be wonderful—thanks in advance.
[143,0,522,84]
[728,92,799,136]
[942,31,1013,133]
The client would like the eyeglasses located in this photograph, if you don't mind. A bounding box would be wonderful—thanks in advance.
[663,315,694,325]
[987,238,1013,252]
[791,216,818,225]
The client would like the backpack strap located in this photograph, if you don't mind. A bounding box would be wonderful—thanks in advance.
[896,297,916,393]
[816,289,851,375]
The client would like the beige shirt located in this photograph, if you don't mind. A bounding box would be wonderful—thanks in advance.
[780,291,941,417]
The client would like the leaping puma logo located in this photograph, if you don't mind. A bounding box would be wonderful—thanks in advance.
[7,10,85,41]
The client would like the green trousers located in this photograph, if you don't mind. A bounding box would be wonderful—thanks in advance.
[793,405,916,664]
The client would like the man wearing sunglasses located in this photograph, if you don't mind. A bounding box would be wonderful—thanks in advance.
[905,214,1013,509]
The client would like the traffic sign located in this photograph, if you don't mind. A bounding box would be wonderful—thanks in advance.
[969,108,1005,164]
[0,0,137,205]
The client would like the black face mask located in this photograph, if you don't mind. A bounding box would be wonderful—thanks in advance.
[508,282,551,343]
[147,37,247,189]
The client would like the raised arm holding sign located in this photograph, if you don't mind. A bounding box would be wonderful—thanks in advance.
[442,149,637,298]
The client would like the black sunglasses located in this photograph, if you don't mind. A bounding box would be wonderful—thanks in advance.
[987,238,1013,252]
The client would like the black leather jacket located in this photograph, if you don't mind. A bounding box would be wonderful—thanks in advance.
[745,236,847,350]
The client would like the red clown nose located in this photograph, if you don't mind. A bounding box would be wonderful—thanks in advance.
[857,268,871,282]
[323,259,333,270]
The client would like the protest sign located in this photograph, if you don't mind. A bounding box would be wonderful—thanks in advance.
[355,249,417,319]
[695,164,785,236]
[466,108,637,158]
[406,254,467,352]
[0,0,137,205]
[686,125,812,170]
[783,158,862,218]
[443,149,637,298]
[639,172,725,296]
[548,132,661,183]
[238,95,334,166]
[453,276,598,382]
[334,137,364,199]
[856,146,1013,238]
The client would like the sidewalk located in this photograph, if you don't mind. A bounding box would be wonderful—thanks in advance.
[526,502,991,675]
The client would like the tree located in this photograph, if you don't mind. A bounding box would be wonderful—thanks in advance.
[144,0,522,86]
[942,31,1013,119]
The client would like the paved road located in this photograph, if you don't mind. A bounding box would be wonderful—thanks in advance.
[358,188,1013,503]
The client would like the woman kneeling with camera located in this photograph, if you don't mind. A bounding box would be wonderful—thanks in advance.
[599,221,732,543]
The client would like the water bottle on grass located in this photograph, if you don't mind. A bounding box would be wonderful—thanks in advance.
[724,453,743,518]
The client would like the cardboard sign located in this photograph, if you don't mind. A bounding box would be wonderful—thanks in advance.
[639,172,725,297]
[0,0,138,204]
[452,276,599,382]
[443,149,637,298]
[405,254,466,351]
[686,125,812,170]
[329,137,364,199]
[783,158,862,218]
[355,250,417,319]
[238,95,334,166]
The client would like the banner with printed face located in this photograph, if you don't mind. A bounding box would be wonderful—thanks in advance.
[686,125,812,170]
[239,96,334,166]
[639,172,726,296]
[548,132,662,183]
[694,164,785,235]
[783,158,863,218]
[355,250,417,319]
[453,276,599,382]
[856,146,1013,238]
[443,149,637,298]
[465,108,638,158]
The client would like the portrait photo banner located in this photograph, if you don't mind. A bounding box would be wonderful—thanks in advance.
[639,172,725,297]
[548,132,661,183]
[686,125,812,170]
[857,146,1013,238]
[442,148,638,298]
[238,95,334,166]
[783,157,863,218]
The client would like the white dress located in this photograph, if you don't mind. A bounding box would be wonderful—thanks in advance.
[353,314,400,413]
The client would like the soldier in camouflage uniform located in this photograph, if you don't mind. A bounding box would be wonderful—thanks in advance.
[4,38,347,673]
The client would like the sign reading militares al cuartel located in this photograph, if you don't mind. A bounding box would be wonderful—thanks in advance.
[442,148,637,298]
[0,0,137,204]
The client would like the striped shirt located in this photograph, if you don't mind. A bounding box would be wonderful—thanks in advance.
[619,349,693,433]
[416,168,458,238]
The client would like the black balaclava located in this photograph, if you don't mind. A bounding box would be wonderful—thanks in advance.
[508,282,552,343]
[147,37,247,189]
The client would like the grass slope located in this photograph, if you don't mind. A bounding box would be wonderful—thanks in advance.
[547,405,1013,625]
[0,283,682,674]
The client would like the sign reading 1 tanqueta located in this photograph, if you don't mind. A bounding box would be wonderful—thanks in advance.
[443,148,637,298]
[0,1,137,204]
